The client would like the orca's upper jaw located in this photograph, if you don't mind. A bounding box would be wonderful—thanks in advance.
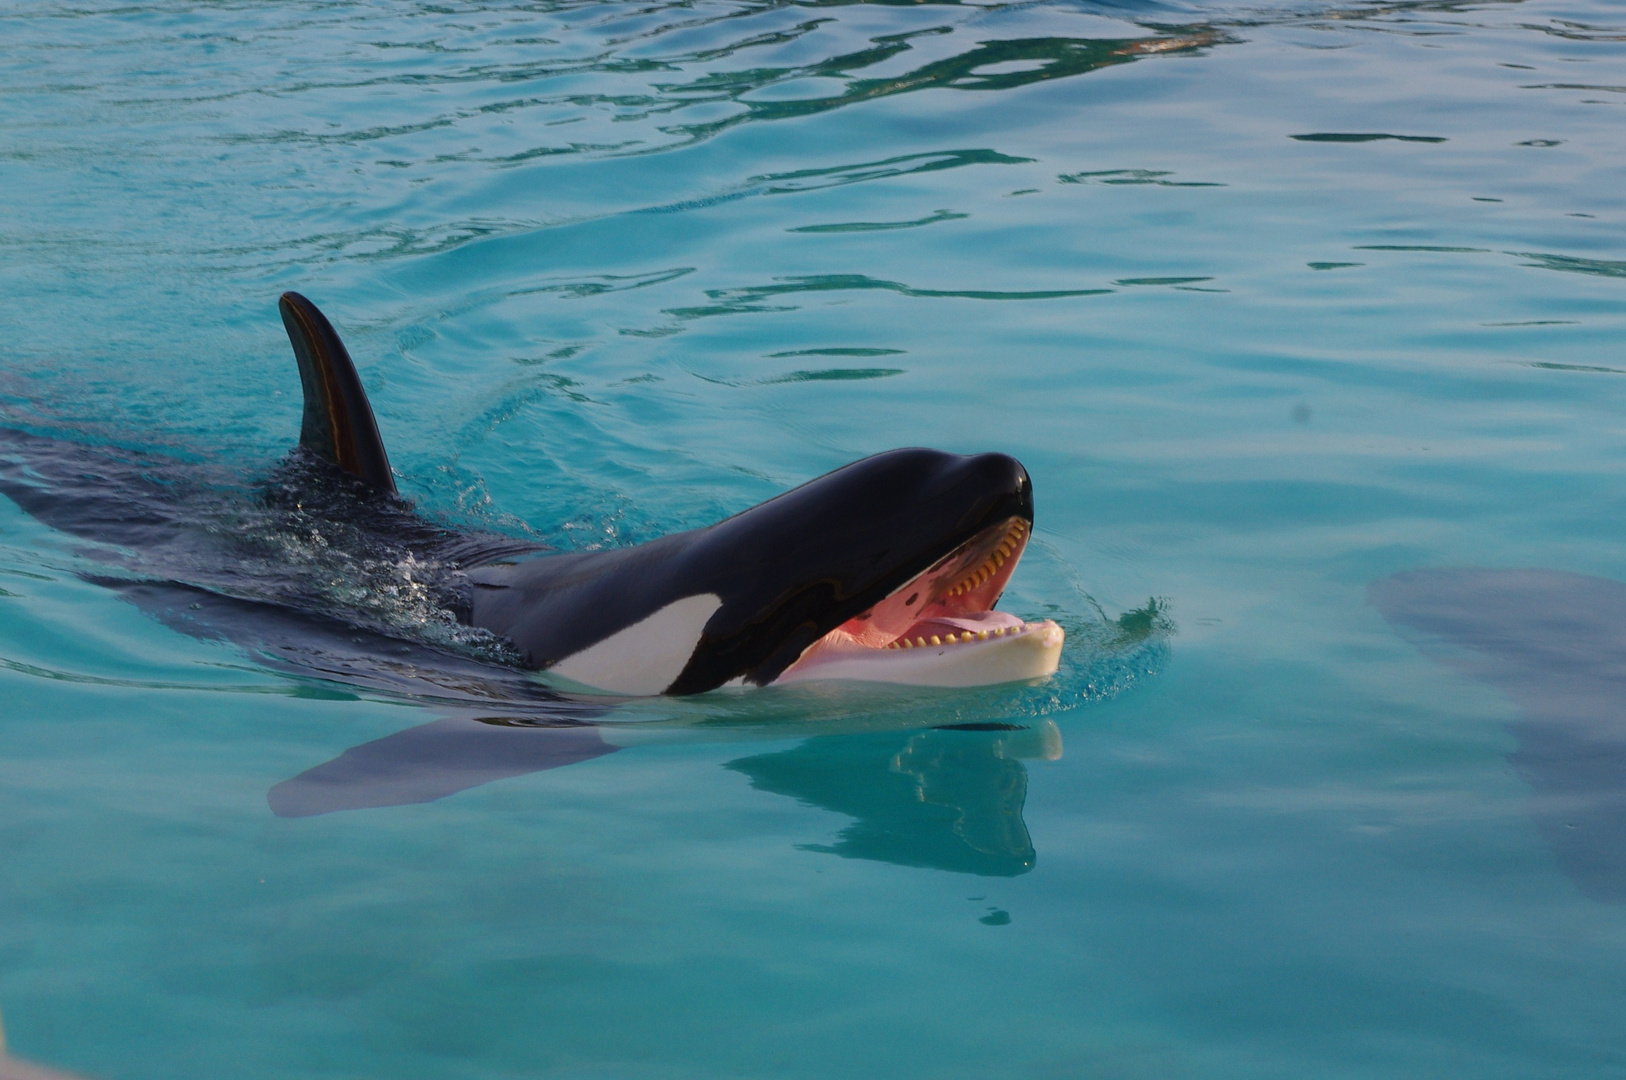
[668,448,1062,693]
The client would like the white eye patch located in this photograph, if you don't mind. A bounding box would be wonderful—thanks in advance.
[549,593,723,696]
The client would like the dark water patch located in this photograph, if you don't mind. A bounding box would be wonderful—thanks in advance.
[667,275,1111,319]
[365,39,485,56]
[1522,21,1626,42]
[519,344,590,364]
[1354,245,1491,253]
[1519,83,1626,94]
[751,150,1031,195]
[979,910,1011,926]
[1290,132,1447,143]
[648,16,832,63]
[662,303,797,320]
[1530,362,1626,374]
[1059,168,1223,187]
[760,368,905,384]
[788,210,967,233]
[219,219,540,267]
[1115,276,1214,286]
[659,30,1225,145]
[487,141,646,167]
[1510,252,1626,278]
[619,325,685,338]
[1484,320,1578,326]
[221,118,462,148]
[635,152,1023,228]
[508,267,696,300]
[1308,262,1364,270]
[767,348,905,358]
[640,188,757,216]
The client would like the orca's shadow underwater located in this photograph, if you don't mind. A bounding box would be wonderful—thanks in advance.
[1372,568,1626,903]
[0,293,1076,864]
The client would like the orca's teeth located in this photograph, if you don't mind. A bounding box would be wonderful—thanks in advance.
[882,621,1030,650]
[941,519,1028,598]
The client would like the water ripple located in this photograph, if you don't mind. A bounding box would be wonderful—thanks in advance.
[666,273,1111,319]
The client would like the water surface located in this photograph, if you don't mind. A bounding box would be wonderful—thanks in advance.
[2,0,1625,1076]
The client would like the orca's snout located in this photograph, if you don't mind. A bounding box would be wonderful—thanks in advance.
[982,452,1032,510]
[938,451,1033,533]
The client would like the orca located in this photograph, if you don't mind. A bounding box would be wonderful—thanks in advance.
[0,293,1069,813]
[2,293,1062,697]
[270,291,1064,697]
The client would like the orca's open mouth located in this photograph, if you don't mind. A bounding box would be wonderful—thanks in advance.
[776,516,1064,687]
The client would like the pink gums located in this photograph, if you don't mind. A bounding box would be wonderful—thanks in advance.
[791,517,1031,662]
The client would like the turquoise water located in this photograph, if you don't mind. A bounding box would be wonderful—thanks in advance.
[3,0,1626,1075]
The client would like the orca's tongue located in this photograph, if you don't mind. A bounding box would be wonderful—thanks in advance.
[901,610,1025,641]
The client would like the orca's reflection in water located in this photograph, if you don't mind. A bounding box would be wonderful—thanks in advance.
[729,722,1061,877]
[1372,569,1626,903]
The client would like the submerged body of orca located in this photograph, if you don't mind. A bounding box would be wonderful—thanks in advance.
[0,293,1065,816]
[1371,568,1626,903]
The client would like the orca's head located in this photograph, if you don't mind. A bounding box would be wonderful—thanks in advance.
[662,448,1063,694]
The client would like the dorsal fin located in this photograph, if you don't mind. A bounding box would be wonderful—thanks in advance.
[278,291,396,495]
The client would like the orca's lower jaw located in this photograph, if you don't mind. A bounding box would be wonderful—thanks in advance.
[775,516,1063,688]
